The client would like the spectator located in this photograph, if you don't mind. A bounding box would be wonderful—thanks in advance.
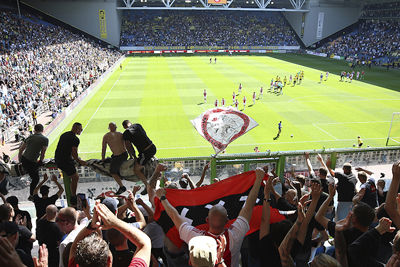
[327,162,357,221]
[32,174,64,220]
[155,168,266,267]
[56,207,86,267]
[68,203,151,267]
[0,221,33,267]
[107,228,134,267]
[0,203,35,259]
[18,123,48,200]
[54,122,86,199]
[36,205,63,267]
[5,195,32,230]
[377,179,387,206]
[353,168,378,208]
[120,11,299,48]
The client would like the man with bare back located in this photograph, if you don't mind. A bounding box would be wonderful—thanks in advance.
[102,122,127,195]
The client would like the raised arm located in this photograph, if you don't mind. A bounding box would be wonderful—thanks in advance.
[326,158,336,177]
[316,154,329,172]
[335,212,352,267]
[279,203,304,267]
[181,173,195,190]
[33,174,49,196]
[51,175,64,197]
[384,161,400,228]
[238,168,265,222]
[352,188,366,205]
[97,204,151,265]
[156,188,185,229]
[259,178,272,240]
[297,183,321,245]
[126,189,146,229]
[315,183,335,229]
[136,198,155,220]
[196,162,210,187]
[355,167,373,176]
[304,152,314,175]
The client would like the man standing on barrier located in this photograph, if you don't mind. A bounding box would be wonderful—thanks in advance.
[122,119,156,193]
[55,122,87,202]
[18,124,48,201]
[101,122,127,195]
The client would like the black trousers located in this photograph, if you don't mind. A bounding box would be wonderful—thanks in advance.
[21,156,39,196]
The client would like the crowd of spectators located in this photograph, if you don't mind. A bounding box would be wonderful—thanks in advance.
[120,11,299,47]
[361,1,400,19]
[317,20,400,64]
[1,152,400,267]
[0,9,121,134]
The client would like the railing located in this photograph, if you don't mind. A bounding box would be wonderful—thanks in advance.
[7,146,400,205]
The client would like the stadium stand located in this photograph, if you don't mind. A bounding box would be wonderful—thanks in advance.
[2,3,400,267]
[317,2,400,66]
[0,8,121,139]
[120,11,299,47]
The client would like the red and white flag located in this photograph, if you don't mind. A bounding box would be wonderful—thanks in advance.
[191,107,258,154]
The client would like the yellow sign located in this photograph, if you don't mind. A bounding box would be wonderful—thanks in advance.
[208,0,227,4]
[99,9,107,39]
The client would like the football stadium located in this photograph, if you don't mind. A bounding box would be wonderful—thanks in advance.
[1,0,400,266]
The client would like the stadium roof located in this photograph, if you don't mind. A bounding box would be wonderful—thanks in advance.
[118,0,309,11]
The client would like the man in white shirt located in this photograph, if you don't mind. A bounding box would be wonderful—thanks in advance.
[155,168,266,267]
[56,207,86,267]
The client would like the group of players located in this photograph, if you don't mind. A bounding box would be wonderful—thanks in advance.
[340,70,366,82]
[202,70,305,111]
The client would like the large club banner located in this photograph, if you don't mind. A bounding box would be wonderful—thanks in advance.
[154,171,286,248]
[191,107,258,154]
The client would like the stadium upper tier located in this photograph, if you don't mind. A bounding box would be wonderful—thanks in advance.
[0,8,121,131]
[120,11,299,47]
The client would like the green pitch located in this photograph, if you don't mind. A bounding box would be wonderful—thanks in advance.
[46,55,400,159]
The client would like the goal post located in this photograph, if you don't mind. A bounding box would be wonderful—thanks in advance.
[386,112,400,146]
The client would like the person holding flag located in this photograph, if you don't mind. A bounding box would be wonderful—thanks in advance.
[155,168,266,267]
[252,92,256,105]
[203,89,207,103]
[243,96,246,110]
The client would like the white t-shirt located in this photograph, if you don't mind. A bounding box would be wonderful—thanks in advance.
[179,216,250,267]
[59,224,85,267]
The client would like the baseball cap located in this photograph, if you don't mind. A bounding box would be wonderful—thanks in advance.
[102,197,118,214]
[188,236,217,267]
[343,162,352,168]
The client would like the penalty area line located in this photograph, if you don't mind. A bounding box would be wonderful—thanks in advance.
[81,72,123,134]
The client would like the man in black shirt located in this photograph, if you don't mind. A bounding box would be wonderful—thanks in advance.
[32,174,64,220]
[353,169,378,208]
[122,120,156,187]
[37,205,63,267]
[328,162,357,221]
[55,122,87,198]
[0,221,34,267]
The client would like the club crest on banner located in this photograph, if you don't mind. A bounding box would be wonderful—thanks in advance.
[191,107,258,154]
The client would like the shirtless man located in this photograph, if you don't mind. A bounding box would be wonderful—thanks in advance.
[102,122,127,195]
